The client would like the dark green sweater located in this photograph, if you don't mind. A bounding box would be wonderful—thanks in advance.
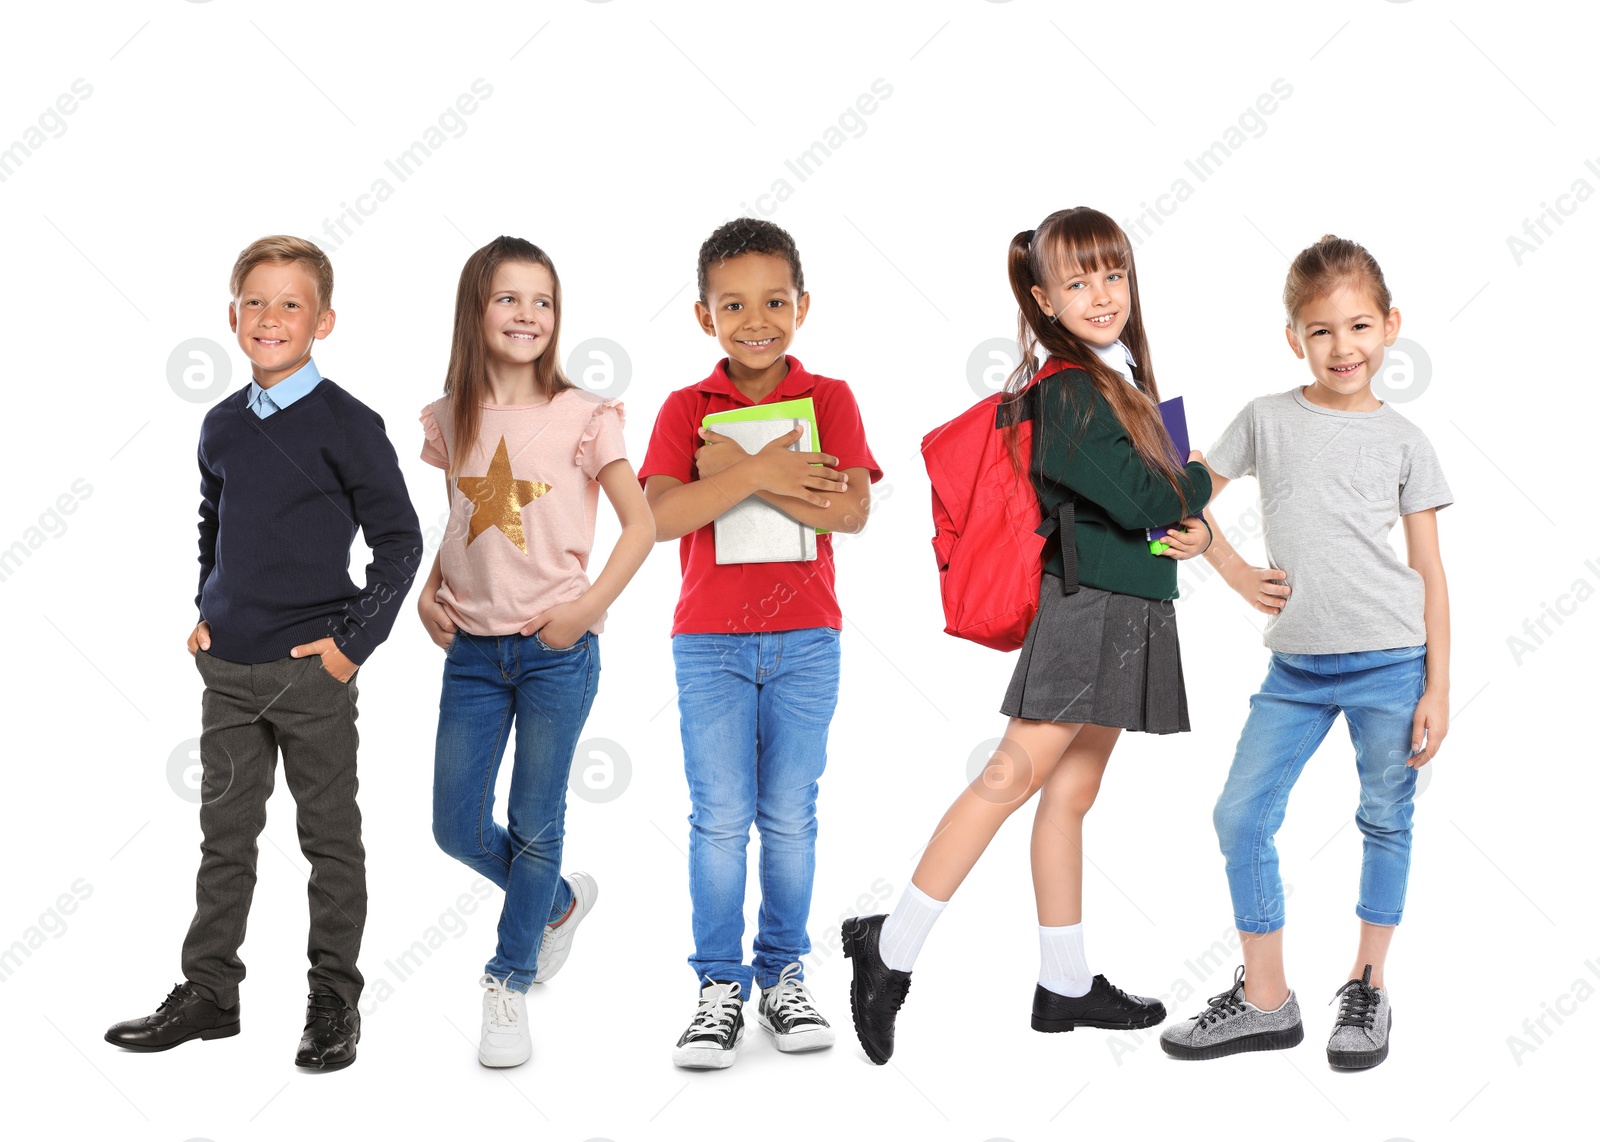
[1030,373,1212,601]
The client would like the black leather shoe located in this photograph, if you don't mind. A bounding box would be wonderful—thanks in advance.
[295,992,360,1072]
[104,981,240,1052]
[1032,975,1167,1032]
[841,915,912,1065]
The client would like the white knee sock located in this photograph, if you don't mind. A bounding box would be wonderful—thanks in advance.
[1038,922,1093,997]
[878,882,948,972]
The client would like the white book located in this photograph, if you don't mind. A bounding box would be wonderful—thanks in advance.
[710,417,818,564]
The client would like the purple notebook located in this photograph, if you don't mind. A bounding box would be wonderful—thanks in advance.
[1148,396,1189,544]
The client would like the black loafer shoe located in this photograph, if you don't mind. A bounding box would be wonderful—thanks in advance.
[841,915,912,1065]
[295,992,360,1072]
[1032,975,1167,1032]
[104,981,240,1052]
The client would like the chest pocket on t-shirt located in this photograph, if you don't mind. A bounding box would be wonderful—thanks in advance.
[1351,446,1401,506]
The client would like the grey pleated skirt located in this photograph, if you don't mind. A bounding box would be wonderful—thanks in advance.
[1000,575,1190,734]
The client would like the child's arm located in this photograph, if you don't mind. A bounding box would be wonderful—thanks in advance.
[644,426,849,541]
[417,551,455,649]
[1039,386,1210,529]
[695,427,871,533]
[1403,508,1449,765]
[291,415,425,677]
[751,471,873,533]
[190,443,220,654]
[1162,460,1292,614]
[525,459,656,648]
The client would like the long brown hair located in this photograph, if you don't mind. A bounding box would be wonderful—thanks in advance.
[1003,207,1185,507]
[443,236,574,473]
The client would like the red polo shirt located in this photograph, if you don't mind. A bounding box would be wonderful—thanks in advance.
[638,355,882,635]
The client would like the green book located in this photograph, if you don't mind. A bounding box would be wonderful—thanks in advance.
[703,397,820,450]
[702,397,827,536]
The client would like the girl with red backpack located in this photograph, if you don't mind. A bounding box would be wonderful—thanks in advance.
[842,207,1214,1064]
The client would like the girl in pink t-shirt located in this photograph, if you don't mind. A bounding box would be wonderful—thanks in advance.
[416,237,653,1068]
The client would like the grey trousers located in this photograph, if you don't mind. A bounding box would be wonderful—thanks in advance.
[182,650,365,1009]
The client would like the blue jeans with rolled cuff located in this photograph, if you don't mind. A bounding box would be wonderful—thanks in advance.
[1212,645,1427,934]
[432,628,599,991]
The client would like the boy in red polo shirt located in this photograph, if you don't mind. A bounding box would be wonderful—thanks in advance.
[640,218,881,1069]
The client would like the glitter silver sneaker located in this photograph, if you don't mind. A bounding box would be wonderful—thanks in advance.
[1160,965,1305,1060]
[1326,963,1391,1069]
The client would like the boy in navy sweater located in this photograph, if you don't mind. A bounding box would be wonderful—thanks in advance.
[105,236,423,1071]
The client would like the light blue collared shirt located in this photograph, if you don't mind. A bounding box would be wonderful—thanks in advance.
[247,358,323,418]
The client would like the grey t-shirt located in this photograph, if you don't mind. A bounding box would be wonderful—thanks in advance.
[1208,387,1452,654]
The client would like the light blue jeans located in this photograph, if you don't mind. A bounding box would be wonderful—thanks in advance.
[672,628,841,996]
[1213,646,1427,934]
[432,629,599,991]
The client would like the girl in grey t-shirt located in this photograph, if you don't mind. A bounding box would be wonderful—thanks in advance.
[1156,235,1452,1071]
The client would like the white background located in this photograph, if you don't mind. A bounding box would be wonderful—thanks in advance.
[2,2,1594,1140]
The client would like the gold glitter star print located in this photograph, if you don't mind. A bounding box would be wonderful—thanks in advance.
[455,436,551,554]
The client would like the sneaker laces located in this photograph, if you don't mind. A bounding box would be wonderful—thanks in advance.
[1331,964,1380,1030]
[1197,965,1249,1028]
[480,974,520,1031]
[766,963,824,1025]
[684,981,742,1041]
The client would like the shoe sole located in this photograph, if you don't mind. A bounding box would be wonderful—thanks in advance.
[533,872,598,985]
[1032,1008,1167,1033]
[1159,1022,1306,1060]
[103,1022,240,1052]
[841,920,891,1066]
[756,1011,836,1053]
[672,1026,744,1069]
[479,1047,532,1068]
[1327,1010,1392,1070]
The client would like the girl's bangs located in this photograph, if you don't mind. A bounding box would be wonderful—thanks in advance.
[1038,218,1133,283]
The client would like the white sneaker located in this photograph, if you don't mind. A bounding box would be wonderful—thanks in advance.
[533,871,598,984]
[757,962,836,1052]
[478,974,531,1067]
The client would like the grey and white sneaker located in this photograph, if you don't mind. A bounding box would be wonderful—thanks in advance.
[532,871,598,984]
[1327,963,1391,1069]
[757,963,836,1053]
[478,973,531,1068]
[1160,965,1305,1060]
[672,980,745,1070]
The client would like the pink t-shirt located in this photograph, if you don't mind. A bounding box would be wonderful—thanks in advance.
[420,388,627,636]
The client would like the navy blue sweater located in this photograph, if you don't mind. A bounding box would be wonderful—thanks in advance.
[196,379,423,665]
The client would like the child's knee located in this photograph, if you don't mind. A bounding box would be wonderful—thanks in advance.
[432,815,475,859]
[689,800,756,845]
[1213,795,1248,856]
[1355,796,1413,842]
[1040,773,1100,819]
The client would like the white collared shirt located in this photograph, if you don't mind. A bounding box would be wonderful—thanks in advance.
[1091,340,1138,387]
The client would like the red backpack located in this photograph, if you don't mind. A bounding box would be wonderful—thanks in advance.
[921,358,1079,650]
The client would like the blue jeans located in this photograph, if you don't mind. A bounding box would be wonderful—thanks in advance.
[1213,646,1427,934]
[672,628,841,996]
[432,629,599,990]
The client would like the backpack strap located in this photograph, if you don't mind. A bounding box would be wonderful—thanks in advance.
[1002,358,1081,596]
[1034,501,1079,594]
[1028,360,1080,595]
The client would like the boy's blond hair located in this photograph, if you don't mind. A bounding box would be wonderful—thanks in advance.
[229,235,334,313]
